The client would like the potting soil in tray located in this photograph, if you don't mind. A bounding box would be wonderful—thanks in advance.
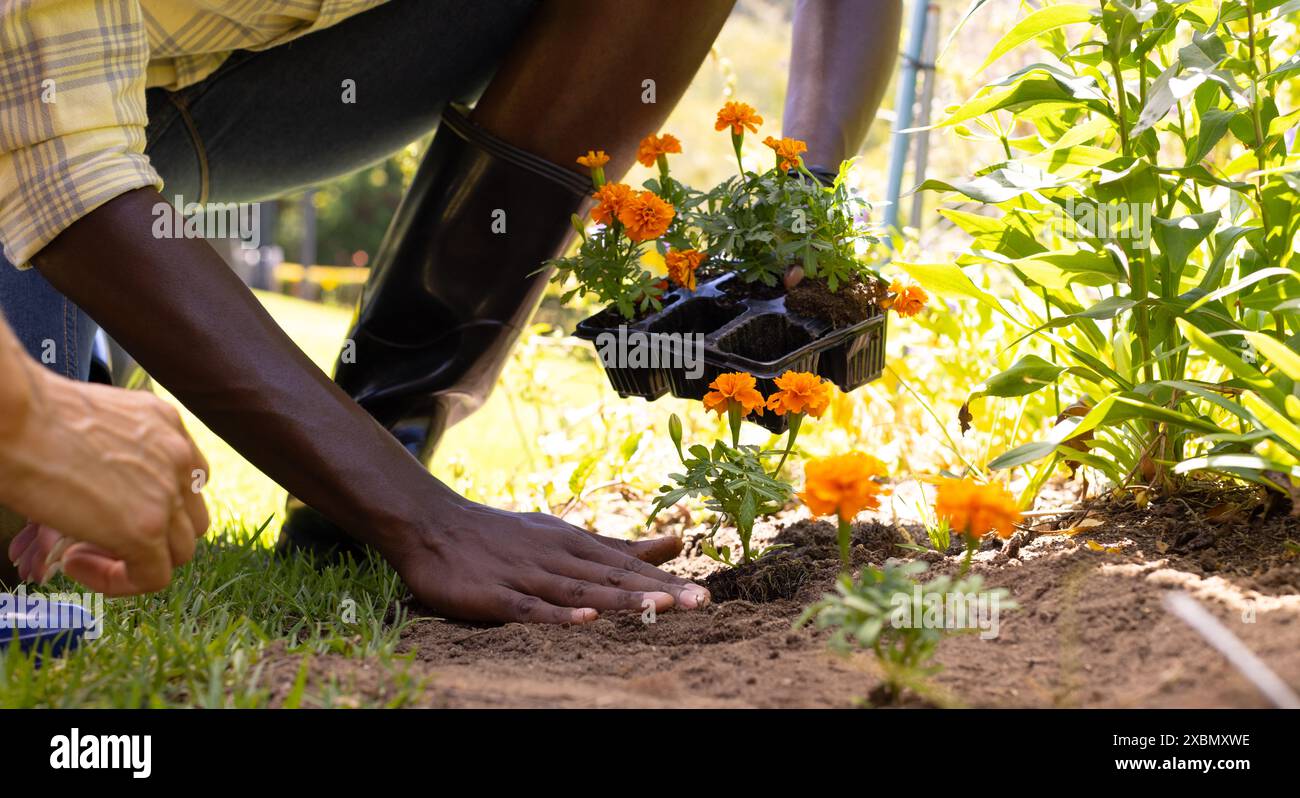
[573,273,887,433]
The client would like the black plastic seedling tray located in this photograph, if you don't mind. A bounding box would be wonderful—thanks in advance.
[574,273,887,434]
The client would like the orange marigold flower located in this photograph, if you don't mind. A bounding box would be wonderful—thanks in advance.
[799,453,887,522]
[636,133,682,168]
[702,372,766,417]
[616,190,675,241]
[576,150,610,169]
[665,248,705,291]
[886,280,928,317]
[762,135,808,171]
[590,182,633,226]
[715,101,763,135]
[766,370,832,417]
[934,478,1020,540]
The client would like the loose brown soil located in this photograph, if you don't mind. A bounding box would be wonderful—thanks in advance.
[720,276,786,301]
[786,276,886,326]
[266,489,1300,708]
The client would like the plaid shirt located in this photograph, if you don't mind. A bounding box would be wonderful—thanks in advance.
[0,0,384,268]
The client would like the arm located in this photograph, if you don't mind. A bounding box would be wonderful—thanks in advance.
[0,311,209,594]
[782,0,904,168]
[32,190,451,561]
[33,189,709,622]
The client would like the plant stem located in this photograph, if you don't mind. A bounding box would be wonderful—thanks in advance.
[837,517,852,568]
[1102,3,1132,158]
[1245,0,1273,260]
[727,403,742,447]
[1040,287,1061,416]
[960,534,976,577]
[772,412,803,476]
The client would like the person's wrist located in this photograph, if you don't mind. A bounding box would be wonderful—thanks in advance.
[0,361,52,509]
[0,339,37,444]
[355,470,471,565]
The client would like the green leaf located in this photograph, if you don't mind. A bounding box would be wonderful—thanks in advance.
[568,453,599,497]
[1175,454,1300,481]
[939,67,1108,128]
[971,355,1067,400]
[1177,319,1281,401]
[738,490,757,536]
[1264,51,1300,83]
[1103,394,1223,435]
[988,399,1117,470]
[940,0,995,64]
[1012,250,1124,289]
[1240,332,1300,381]
[938,208,1046,258]
[989,440,1058,470]
[977,4,1095,73]
[916,164,1066,204]
[1192,224,1254,294]
[1185,108,1239,165]
[619,430,643,463]
[1013,295,1136,345]
[896,260,1019,321]
[1152,211,1220,273]
[1186,267,1300,312]
[1134,62,1210,137]
[1242,392,1300,454]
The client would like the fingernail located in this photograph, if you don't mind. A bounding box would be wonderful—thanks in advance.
[681,587,710,609]
[647,591,673,608]
[572,608,597,623]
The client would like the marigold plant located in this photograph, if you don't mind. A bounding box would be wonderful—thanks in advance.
[766,370,832,418]
[664,247,704,292]
[934,478,1021,574]
[766,370,832,474]
[651,370,834,566]
[799,561,1015,705]
[546,154,680,318]
[617,190,675,242]
[883,280,928,318]
[636,132,682,170]
[550,104,885,322]
[762,135,809,172]
[693,101,881,293]
[799,452,887,565]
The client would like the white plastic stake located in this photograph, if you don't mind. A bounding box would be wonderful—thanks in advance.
[1163,591,1300,709]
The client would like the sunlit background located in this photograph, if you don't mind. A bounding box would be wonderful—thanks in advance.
[180,0,1096,540]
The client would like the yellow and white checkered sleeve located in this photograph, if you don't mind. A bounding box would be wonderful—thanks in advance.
[0,0,162,269]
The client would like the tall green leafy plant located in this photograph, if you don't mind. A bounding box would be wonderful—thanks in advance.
[910,0,1299,497]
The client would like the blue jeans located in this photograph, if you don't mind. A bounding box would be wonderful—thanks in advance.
[0,0,536,380]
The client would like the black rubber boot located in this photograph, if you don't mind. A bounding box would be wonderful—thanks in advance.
[277,104,591,561]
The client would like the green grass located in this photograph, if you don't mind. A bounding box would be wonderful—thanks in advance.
[1,520,423,708]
